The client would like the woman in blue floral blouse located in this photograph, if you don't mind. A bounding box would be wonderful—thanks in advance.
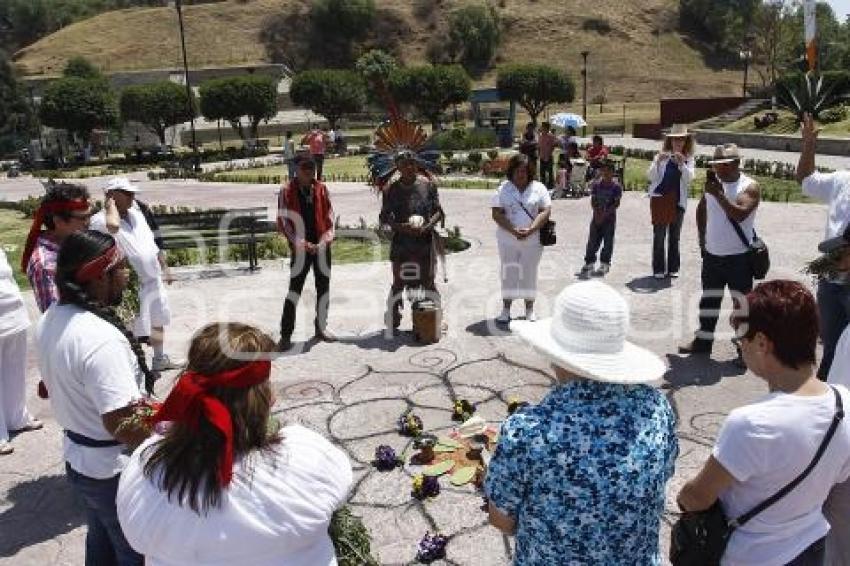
[485,280,678,565]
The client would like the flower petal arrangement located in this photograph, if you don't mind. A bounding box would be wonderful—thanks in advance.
[416,532,448,563]
[411,474,441,500]
[397,412,423,437]
[372,445,402,472]
[451,399,475,422]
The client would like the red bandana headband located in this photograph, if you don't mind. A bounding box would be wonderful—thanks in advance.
[75,244,125,283]
[20,199,90,272]
[152,360,272,487]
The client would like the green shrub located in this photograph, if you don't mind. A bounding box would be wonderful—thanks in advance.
[430,127,497,150]
[820,104,848,124]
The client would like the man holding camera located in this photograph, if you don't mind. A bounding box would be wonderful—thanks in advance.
[680,144,761,361]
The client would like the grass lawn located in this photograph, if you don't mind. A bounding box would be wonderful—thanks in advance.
[724,108,850,138]
[0,209,32,289]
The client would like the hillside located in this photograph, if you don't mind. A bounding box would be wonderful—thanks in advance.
[12,0,743,101]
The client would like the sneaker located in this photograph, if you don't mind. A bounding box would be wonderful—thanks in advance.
[495,309,511,324]
[596,263,610,276]
[678,338,712,355]
[276,337,292,352]
[11,418,43,433]
[653,273,666,280]
[151,355,181,372]
[668,271,679,278]
[580,263,594,275]
[0,441,12,456]
[525,309,537,322]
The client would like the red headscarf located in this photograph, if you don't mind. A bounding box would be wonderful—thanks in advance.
[20,199,90,272]
[152,360,272,487]
[74,244,125,283]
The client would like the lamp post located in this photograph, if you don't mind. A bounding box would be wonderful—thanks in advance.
[175,0,200,171]
[580,50,589,137]
[739,48,752,98]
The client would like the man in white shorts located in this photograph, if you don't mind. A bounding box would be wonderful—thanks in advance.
[90,178,178,372]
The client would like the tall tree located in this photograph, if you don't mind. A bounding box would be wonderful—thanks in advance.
[496,64,575,126]
[0,51,34,153]
[388,65,471,130]
[39,76,118,143]
[289,69,367,129]
[446,4,501,74]
[120,81,195,146]
[199,75,277,140]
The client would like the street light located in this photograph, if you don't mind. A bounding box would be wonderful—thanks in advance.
[739,48,752,98]
[580,50,589,137]
[174,0,200,171]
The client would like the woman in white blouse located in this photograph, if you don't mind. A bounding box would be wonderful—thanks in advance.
[646,124,695,279]
[491,154,552,324]
[117,322,353,566]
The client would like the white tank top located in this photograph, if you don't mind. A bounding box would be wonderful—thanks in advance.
[705,172,757,257]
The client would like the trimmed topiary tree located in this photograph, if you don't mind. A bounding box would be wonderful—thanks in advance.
[388,65,471,130]
[289,69,367,129]
[120,81,195,146]
[496,64,575,126]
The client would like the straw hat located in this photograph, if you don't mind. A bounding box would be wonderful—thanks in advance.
[706,143,742,165]
[510,281,666,384]
[665,124,691,138]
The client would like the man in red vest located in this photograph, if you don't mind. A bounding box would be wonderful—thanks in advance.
[276,156,336,351]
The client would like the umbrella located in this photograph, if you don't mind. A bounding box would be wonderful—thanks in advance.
[549,112,587,129]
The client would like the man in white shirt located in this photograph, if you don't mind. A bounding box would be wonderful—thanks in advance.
[796,113,850,380]
[90,178,178,372]
[680,144,761,363]
[36,230,151,565]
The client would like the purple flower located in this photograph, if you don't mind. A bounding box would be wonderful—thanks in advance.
[412,474,440,499]
[373,445,400,471]
[416,532,448,563]
[397,412,423,437]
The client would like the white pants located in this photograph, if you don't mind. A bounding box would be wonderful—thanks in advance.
[133,277,171,337]
[825,480,850,566]
[0,329,31,442]
[497,236,543,301]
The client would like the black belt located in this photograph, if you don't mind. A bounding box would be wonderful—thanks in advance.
[64,430,121,448]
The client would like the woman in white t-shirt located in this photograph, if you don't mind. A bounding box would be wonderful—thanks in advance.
[677,280,850,566]
[491,153,552,324]
[0,248,42,455]
[117,322,353,566]
[36,230,154,566]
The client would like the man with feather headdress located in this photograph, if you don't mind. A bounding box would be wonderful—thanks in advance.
[369,117,443,331]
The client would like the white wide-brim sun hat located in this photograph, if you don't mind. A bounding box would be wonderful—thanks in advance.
[103,177,140,194]
[510,280,666,384]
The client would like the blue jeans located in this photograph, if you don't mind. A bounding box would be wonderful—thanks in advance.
[584,217,616,265]
[65,463,143,566]
[817,280,850,380]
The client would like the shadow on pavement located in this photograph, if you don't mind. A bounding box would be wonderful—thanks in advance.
[339,330,411,353]
[465,319,512,338]
[0,473,83,557]
[626,275,672,294]
[663,353,747,388]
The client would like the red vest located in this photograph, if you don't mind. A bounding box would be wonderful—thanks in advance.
[277,179,333,242]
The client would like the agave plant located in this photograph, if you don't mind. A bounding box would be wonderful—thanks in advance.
[777,72,850,120]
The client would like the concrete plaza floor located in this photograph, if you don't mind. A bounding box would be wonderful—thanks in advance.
[0,174,830,565]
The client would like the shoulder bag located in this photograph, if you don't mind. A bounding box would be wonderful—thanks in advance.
[516,197,556,247]
[726,215,770,280]
[670,386,845,566]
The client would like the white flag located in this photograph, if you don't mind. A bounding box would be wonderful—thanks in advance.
[804,0,817,71]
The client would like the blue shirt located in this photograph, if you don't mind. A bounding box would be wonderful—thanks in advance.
[484,380,678,566]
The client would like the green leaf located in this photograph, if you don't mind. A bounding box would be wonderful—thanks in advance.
[423,460,455,476]
[433,444,457,453]
[436,437,463,449]
[449,466,477,486]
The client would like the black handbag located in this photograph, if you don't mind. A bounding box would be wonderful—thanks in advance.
[517,199,556,246]
[726,216,770,280]
[670,386,845,566]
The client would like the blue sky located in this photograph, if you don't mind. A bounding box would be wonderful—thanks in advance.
[827,0,850,20]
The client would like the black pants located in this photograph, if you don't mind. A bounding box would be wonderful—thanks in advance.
[696,252,753,343]
[584,217,616,265]
[386,255,439,327]
[539,158,554,189]
[280,247,331,339]
[785,536,825,566]
[312,153,324,180]
[652,209,685,274]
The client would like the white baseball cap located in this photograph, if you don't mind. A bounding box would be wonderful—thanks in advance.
[103,177,140,194]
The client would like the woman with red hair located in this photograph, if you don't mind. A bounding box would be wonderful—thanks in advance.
[677,280,850,566]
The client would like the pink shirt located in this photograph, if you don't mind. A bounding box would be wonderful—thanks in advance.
[538,132,557,160]
[306,131,325,155]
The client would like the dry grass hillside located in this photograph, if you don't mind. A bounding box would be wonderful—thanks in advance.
[13,0,743,101]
